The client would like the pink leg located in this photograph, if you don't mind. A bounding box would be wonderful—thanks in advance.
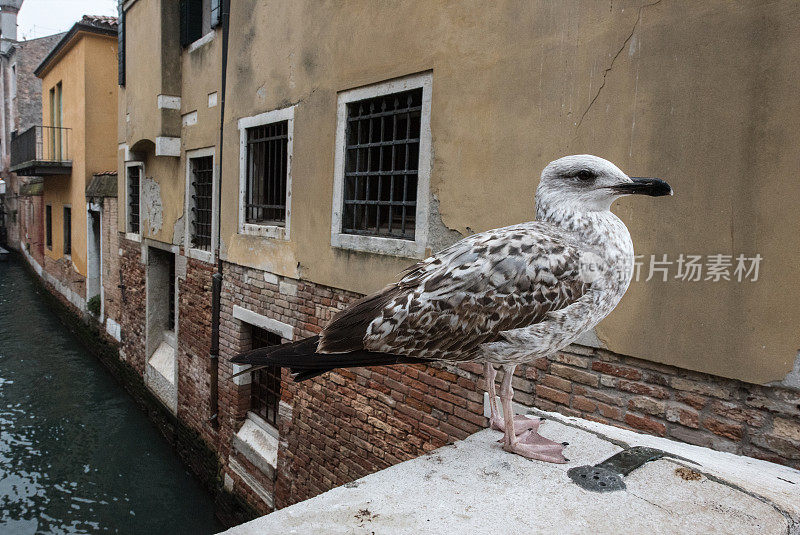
[486,363,541,435]
[499,364,566,463]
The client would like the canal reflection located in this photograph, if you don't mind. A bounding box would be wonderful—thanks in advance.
[0,258,222,534]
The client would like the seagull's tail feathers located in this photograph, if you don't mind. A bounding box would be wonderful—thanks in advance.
[230,336,430,382]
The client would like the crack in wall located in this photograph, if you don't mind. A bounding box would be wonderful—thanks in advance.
[278,87,319,110]
[574,0,663,131]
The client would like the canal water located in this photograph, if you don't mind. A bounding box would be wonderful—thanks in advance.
[0,258,223,534]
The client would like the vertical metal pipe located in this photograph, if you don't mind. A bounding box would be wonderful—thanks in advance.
[208,0,230,427]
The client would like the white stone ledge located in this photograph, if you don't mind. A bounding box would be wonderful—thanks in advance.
[233,413,279,479]
[155,137,181,157]
[105,317,121,341]
[182,110,198,126]
[188,31,215,53]
[232,305,294,340]
[145,342,177,414]
[221,412,800,534]
[157,94,181,110]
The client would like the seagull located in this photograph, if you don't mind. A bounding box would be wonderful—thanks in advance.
[231,155,672,463]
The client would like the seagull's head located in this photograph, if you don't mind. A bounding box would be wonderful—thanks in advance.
[535,154,672,215]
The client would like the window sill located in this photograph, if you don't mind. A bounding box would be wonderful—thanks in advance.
[145,341,178,414]
[187,31,215,53]
[331,231,426,259]
[233,412,279,478]
[186,247,214,264]
[148,341,176,385]
[240,222,287,241]
[125,232,141,243]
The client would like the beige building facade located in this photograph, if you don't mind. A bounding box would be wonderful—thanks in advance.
[112,0,800,518]
[121,0,800,387]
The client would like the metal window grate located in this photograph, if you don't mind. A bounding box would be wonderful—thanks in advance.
[63,206,71,255]
[168,254,176,331]
[45,205,52,248]
[342,87,422,240]
[245,121,288,226]
[190,156,213,250]
[250,326,282,427]
[128,166,140,233]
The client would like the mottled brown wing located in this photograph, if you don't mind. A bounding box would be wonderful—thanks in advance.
[318,222,591,359]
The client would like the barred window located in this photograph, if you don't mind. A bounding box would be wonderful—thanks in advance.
[189,156,213,250]
[63,206,71,255]
[245,121,288,226]
[250,326,282,427]
[342,88,422,240]
[127,165,140,234]
[45,205,52,248]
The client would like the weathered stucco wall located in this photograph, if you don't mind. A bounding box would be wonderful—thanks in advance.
[217,0,800,385]
[120,0,181,148]
[119,0,160,151]
[138,150,182,244]
[179,25,220,152]
[118,0,217,247]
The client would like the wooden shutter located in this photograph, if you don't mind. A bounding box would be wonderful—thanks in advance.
[180,0,204,47]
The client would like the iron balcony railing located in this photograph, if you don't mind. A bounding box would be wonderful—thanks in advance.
[10,125,72,175]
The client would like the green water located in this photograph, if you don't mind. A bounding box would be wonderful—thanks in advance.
[0,258,223,534]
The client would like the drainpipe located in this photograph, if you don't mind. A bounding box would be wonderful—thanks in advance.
[209,0,230,427]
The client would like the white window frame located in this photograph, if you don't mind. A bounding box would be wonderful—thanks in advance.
[230,305,293,466]
[237,105,294,241]
[184,147,217,263]
[330,72,433,259]
[125,161,143,241]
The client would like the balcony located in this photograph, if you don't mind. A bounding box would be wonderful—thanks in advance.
[10,126,72,176]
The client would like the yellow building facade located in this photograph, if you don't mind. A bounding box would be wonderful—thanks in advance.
[32,16,118,307]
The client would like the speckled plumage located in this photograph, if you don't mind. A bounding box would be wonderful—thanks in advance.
[319,175,635,367]
[232,155,672,462]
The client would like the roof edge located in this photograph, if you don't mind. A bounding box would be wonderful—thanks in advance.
[34,22,117,78]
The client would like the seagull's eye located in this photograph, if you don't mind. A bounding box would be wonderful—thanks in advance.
[575,170,595,181]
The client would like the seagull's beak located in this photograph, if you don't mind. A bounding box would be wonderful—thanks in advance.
[609,177,673,197]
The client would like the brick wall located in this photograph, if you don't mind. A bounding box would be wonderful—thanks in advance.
[18,194,44,265]
[217,262,494,513]
[118,236,146,374]
[101,198,121,323]
[177,255,217,445]
[42,254,86,302]
[213,261,800,515]
[527,347,800,468]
